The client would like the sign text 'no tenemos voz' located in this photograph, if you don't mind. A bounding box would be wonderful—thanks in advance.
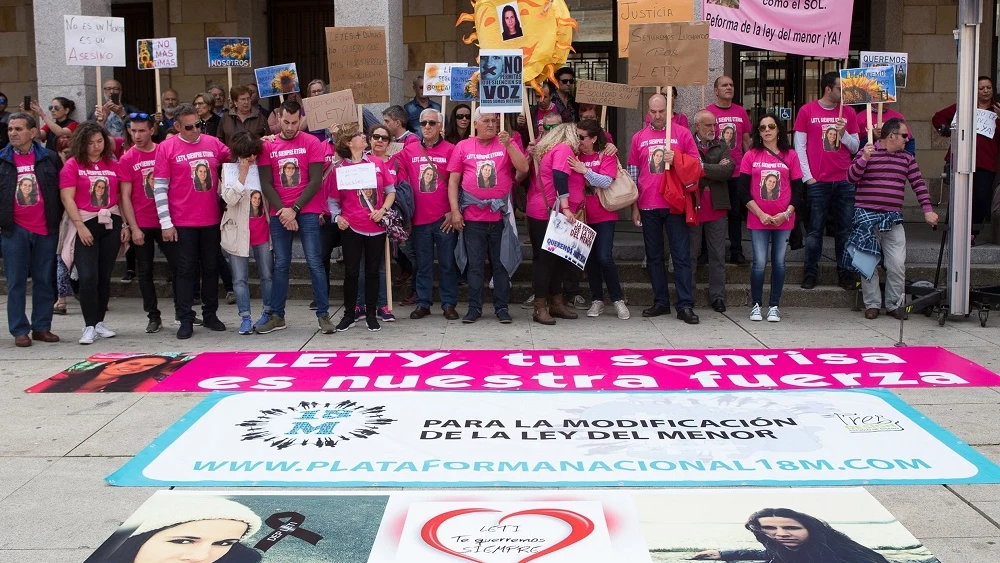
[149,347,1000,392]
[107,389,1000,487]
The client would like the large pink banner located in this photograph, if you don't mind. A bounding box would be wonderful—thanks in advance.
[703,0,854,59]
[150,347,998,392]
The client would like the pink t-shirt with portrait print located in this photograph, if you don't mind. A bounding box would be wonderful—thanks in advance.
[118,145,160,229]
[706,103,752,178]
[740,148,803,231]
[152,134,231,228]
[526,144,585,221]
[446,136,515,223]
[59,157,119,214]
[627,125,699,211]
[258,132,327,215]
[794,100,858,182]
[580,151,620,224]
[392,139,455,227]
[12,152,46,235]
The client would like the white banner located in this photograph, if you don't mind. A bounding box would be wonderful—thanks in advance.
[108,390,1000,487]
[543,210,595,270]
[976,108,997,139]
[64,15,126,67]
[335,162,377,190]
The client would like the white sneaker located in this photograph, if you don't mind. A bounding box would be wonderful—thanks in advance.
[80,326,97,345]
[521,294,535,309]
[613,300,631,320]
[749,303,763,321]
[489,277,494,290]
[94,322,116,338]
[571,295,588,310]
[587,300,605,317]
[766,306,781,322]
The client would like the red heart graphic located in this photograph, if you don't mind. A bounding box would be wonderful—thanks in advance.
[420,507,595,563]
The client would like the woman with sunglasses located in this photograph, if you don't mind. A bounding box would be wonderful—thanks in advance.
[31,97,78,152]
[445,104,473,145]
[738,114,804,323]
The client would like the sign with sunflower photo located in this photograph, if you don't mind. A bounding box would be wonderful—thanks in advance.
[207,37,252,68]
[254,63,300,98]
[839,66,897,106]
[424,63,468,97]
[136,38,177,70]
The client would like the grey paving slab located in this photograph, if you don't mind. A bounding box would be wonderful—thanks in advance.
[866,485,1000,538]
[0,549,96,563]
[0,414,114,457]
[920,537,1000,563]
[949,447,1000,503]
[68,394,204,457]
[0,457,156,550]
[442,317,534,349]
[891,386,1000,405]
[753,327,899,348]
[870,320,998,347]
[946,345,1000,373]
[916,403,1000,445]
[0,457,55,502]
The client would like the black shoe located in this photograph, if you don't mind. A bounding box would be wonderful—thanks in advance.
[728,253,748,265]
[496,308,513,323]
[443,305,460,320]
[366,315,381,332]
[462,310,481,324]
[309,300,317,310]
[677,308,700,324]
[839,275,858,291]
[121,270,135,283]
[410,306,432,319]
[176,322,194,340]
[335,316,356,332]
[800,274,817,290]
[642,304,671,317]
[711,299,727,313]
[203,316,227,331]
[145,317,162,334]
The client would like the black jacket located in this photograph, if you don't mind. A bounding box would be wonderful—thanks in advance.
[696,137,735,211]
[0,141,63,236]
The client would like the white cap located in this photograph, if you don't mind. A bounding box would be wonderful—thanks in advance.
[131,495,262,538]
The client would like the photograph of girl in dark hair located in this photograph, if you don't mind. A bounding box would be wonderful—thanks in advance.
[499,3,523,41]
[27,354,194,393]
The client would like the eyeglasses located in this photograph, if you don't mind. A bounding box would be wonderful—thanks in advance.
[895,133,910,139]
[128,113,150,120]
[103,87,122,93]
[758,123,778,131]
[419,120,440,127]
[370,134,390,142]
[560,79,575,84]
[193,101,207,106]
[542,123,558,131]
[456,113,471,120]
[49,106,62,111]
[578,135,589,141]
[181,123,198,131]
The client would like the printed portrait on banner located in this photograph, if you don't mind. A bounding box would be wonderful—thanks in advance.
[90,176,110,208]
[760,171,780,201]
[191,160,212,192]
[15,174,39,206]
[418,164,438,193]
[476,160,497,189]
[498,2,524,41]
[26,353,194,393]
[279,158,300,188]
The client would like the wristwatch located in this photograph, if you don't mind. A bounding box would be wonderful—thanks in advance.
[292,204,301,214]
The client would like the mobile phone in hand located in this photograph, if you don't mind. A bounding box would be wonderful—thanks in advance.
[23,95,30,109]
[110,93,121,105]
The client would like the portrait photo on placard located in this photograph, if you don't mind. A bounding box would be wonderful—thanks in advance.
[823,125,841,152]
[498,2,524,41]
[279,158,300,188]
[15,174,39,206]
[476,160,497,189]
[760,171,780,201]
[84,492,390,563]
[26,353,194,393]
[191,160,213,192]
[90,176,111,208]
[648,147,666,174]
[418,163,438,193]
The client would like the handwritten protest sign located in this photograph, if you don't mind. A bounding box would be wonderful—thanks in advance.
[543,212,595,270]
[335,163,378,191]
[222,163,261,192]
[64,15,126,67]
[450,67,478,102]
[424,63,466,97]
[839,66,897,105]
[860,51,908,89]
[479,49,523,113]
[617,0,694,58]
[254,63,299,98]
[575,79,642,109]
[626,21,709,87]
[206,37,252,68]
[326,26,389,105]
[976,109,997,139]
[303,89,357,131]
[136,38,177,69]
[703,0,854,59]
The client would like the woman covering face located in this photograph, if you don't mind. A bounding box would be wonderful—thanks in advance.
[419,165,437,193]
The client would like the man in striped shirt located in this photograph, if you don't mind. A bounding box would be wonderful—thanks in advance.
[846,118,938,320]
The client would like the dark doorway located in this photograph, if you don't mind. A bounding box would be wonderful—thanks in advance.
[268,0,336,90]
[111,3,155,112]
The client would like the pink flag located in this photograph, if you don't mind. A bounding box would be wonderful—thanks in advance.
[703,0,854,59]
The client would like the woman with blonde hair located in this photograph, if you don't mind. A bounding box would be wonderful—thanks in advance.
[525,122,584,325]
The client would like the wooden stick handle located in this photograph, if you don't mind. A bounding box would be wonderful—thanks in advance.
[665,86,673,171]
[866,102,873,145]
[154,68,162,114]
[384,237,393,311]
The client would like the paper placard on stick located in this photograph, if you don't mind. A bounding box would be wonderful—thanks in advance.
[335,163,377,191]
[617,0,694,58]
[136,38,177,70]
[976,108,997,139]
[703,0,854,59]
[424,63,466,97]
[860,51,908,88]
[543,211,596,270]
[254,63,299,99]
[64,15,126,67]
[221,163,261,192]
[206,37,251,68]
[575,79,642,109]
[839,66,897,105]
[450,67,478,102]
[326,26,389,105]
[303,89,357,131]
[479,49,523,113]
[626,21,709,87]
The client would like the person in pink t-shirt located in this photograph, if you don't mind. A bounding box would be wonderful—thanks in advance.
[794,72,861,291]
[705,75,753,263]
[627,94,701,325]
[152,103,232,339]
[59,121,129,344]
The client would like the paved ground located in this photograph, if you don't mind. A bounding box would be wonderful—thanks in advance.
[1,297,999,562]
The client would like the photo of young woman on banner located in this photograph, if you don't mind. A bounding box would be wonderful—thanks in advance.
[27,353,194,393]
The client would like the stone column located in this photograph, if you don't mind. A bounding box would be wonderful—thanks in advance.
[336,0,405,110]
[34,0,112,123]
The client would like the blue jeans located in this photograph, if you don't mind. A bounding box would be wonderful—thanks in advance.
[585,220,623,302]
[413,218,459,309]
[228,243,274,318]
[639,209,693,309]
[804,180,855,278]
[2,225,57,337]
[270,213,328,318]
[464,219,510,314]
[751,229,791,307]
[357,246,388,309]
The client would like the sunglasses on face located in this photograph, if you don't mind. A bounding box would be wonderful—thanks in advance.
[560,78,575,84]
[895,132,910,139]
[543,123,558,131]
[181,124,198,131]
[758,123,778,131]
[49,106,62,111]
[419,120,439,127]
[456,114,471,120]
[578,134,590,141]
[370,134,390,142]
[129,112,150,120]
[0,98,7,104]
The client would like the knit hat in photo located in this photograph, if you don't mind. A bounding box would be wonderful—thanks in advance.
[131,495,263,538]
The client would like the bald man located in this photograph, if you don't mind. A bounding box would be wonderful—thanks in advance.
[156,88,180,140]
[627,94,701,324]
